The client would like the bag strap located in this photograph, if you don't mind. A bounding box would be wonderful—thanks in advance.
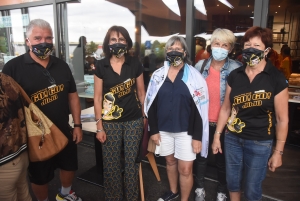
[200,59,208,74]
[15,82,32,105]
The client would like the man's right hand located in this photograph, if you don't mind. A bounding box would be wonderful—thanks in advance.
[150,133,161,146]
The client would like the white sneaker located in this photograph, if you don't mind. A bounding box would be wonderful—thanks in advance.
[216,192,227,201]
[195,188,205,201]
[56,190,82,201]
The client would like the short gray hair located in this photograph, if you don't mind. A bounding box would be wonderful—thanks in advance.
[165,36,192,65]
[211,28,236,49]
[26,19,53,38]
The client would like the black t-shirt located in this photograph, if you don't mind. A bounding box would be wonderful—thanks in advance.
[95,56,143,122]
[2,53,77,135]
[227,60,288,140]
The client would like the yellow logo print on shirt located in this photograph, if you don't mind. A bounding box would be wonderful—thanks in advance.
[102,92,123,120]
[227,105,245,133]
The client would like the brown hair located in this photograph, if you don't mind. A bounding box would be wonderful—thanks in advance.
[102,26,133,58]
[242,26,273,48]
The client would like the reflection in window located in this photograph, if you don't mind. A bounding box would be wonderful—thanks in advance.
[162,0,181,16]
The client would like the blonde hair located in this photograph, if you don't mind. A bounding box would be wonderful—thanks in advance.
[211,28,236,49]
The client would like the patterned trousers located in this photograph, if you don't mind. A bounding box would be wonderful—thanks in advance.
[102,118,143,201]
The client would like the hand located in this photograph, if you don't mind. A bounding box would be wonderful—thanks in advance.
[150,133,161,145]
[268,152,283,172]
[192,140,202,154]
[73,127,83,144]
[96,131,107,143]
[212,138,222,154]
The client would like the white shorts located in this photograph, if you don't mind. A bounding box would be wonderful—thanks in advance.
[159,131,196,161]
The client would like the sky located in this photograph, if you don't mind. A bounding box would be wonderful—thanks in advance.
[8,0,175,44]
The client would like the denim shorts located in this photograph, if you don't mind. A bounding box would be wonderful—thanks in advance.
[224,132,273,201]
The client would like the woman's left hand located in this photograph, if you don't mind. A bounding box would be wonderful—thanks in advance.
[268,152,283,172]
[192,140,202,154]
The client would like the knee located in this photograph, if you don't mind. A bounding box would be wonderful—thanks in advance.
[165,157,177,167]
[178,165,192,177]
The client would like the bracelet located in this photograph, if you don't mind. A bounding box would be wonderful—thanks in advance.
[276,139,286,142]
[273,149,283,155]
[74,123,82,129]
[95,117,102,125]
[215,131,222,135]
[96,129,104,133]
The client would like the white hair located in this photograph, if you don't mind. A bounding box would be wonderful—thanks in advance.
[26,19,53,38]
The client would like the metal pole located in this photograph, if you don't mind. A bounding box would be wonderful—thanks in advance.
[63,2,70,64]
[53,0,59,58]
[253,0,269,28]
[186,0,194,64]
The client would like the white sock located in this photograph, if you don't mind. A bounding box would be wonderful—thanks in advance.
[61,186,72,195]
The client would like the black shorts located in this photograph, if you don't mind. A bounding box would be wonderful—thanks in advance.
[28,130,78,185]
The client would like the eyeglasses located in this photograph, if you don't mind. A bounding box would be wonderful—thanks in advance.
[109,37,126,44]
[167,47,184,52]
[42,69,56,86]
[32,36,54,43]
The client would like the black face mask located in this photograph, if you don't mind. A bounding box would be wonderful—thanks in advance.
[108,43,127,58]
[166,51,184,67]
[31,42,53,60]
[242,47,265,67]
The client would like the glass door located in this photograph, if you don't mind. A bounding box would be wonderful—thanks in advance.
[0,5,54,71]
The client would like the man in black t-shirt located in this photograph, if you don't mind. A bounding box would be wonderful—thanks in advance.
[2,19,82,201]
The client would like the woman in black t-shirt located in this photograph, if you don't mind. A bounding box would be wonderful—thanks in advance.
[94,26,145,201]
[212,27,289,201]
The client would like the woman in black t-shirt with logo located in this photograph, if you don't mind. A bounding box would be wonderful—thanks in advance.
[94,26,145,201]
[212,27,288,201]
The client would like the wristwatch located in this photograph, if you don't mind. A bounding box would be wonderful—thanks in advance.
[74,123,82,129]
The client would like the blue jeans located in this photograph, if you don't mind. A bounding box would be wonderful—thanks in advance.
[224,132,273,201]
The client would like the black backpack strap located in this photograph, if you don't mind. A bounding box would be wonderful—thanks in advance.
[200,59,208,74]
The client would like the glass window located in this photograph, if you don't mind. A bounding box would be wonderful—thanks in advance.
[0,5,54,71]
[67,0,184,92]
[0,9,24,70]
[269,0,300,59]
[67,0,137,94]
[268,0,300,76]
[194,0,255,64]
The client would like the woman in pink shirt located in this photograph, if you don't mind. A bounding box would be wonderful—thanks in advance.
[194,28,242,201]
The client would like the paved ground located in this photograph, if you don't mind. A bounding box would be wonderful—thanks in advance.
[28,142,300,201]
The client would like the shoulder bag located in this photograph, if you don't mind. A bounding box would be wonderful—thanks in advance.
[17,83,68,162]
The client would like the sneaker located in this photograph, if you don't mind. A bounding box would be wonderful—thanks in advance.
[157,191,179,201]
[56,190,82,201]
[216,192,227,201]
[195,188,205,201]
